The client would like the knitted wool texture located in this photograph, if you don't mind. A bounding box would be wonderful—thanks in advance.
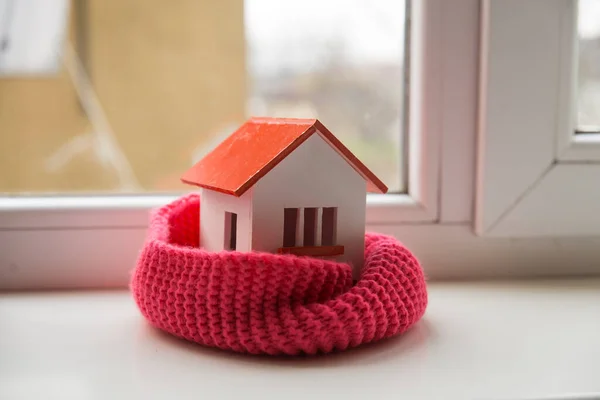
[132,194,428,355]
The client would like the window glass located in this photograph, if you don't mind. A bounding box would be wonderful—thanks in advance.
[577,0,600,133]
[0,0,408,193]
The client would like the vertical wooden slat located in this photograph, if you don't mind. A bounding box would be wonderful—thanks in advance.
[303,207,317,246]
[315,207,323,246]
[296,208,304,247]
[321,207,337,246]
[283,208,298,247]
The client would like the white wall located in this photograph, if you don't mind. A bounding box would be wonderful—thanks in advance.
[199,188,252,252]
[252,132,367,278]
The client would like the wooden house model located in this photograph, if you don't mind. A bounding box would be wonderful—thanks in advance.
[181,117,388,278]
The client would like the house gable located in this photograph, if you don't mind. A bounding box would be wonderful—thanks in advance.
[251,132,367,278]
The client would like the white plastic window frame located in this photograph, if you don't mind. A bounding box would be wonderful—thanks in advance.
[2,0,600,290]
[476,0,600,237]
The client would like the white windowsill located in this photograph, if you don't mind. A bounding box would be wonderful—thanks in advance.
[2,279,600,400]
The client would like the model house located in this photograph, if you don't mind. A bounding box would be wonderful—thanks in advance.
[181,117,388,278]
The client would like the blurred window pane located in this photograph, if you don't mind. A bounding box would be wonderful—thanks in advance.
[0,0,407,194]
[577,0,600,133]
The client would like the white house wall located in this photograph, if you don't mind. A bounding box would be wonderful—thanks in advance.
[252,132,367,278]
[200,188,252,252]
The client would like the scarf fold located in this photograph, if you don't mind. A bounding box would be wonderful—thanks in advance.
[131,194,428,355]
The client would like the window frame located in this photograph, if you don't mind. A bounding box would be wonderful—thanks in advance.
[3,0,600,290]
[476,0,600,237]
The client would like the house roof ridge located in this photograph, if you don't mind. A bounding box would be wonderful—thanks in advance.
[248,116,318,125]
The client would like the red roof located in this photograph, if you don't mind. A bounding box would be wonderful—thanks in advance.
[181,117,388,196]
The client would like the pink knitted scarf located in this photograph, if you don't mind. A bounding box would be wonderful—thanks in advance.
[132,194,428,355]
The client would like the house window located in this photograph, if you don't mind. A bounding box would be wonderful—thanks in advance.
[283,208,299,247]
[224,212,237,250]
[283,207,337,248]
[321,207,337,246]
